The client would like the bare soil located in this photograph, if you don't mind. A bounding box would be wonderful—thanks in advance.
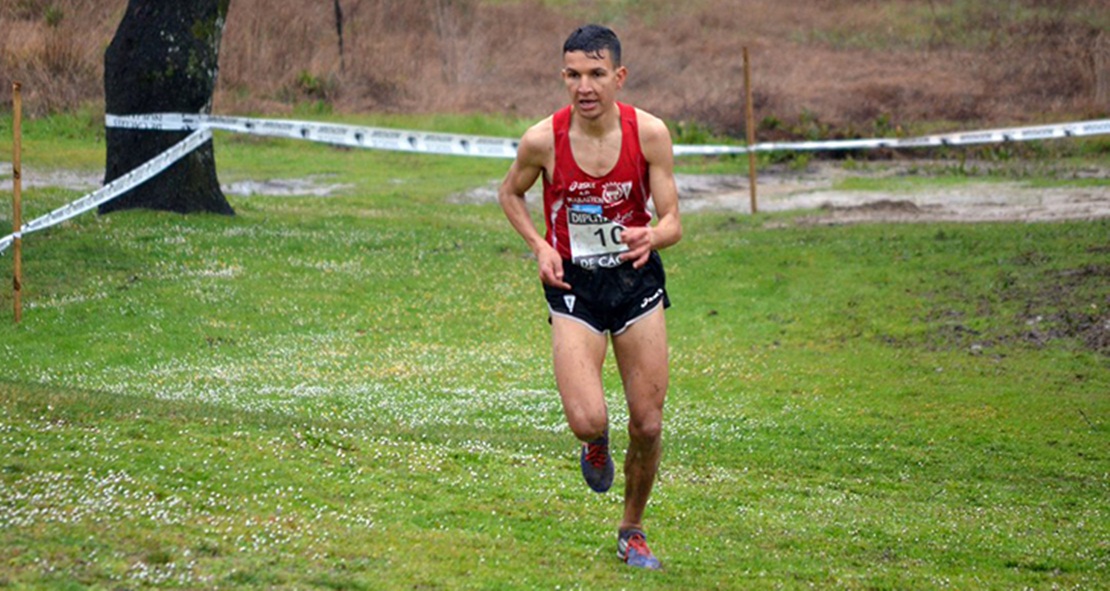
[677,161,1110,225]
[449,160,1110,225]
[6,158,1109,227]
[4,160,1107,355]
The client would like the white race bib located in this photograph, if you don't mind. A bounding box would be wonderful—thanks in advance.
[568,205,627,269]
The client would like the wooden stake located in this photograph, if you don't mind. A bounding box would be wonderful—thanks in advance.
[743,47,758,214]
[12,81,23,323]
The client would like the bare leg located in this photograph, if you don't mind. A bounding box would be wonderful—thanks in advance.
[612,306,668,531]
[551,317,610,442]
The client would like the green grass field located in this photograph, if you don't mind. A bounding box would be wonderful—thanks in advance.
[0,114,1107,589]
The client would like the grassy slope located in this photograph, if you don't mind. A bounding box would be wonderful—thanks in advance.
[0,116,1107,589]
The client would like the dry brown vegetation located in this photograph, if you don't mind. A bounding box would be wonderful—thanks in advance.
[2,0,1108,137]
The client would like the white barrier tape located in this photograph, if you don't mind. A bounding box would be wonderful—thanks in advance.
[106,113,521,158]
[107,113,1110,158]
[0,128,211,255]
[0,231,18,253]
[674,119,1110,155]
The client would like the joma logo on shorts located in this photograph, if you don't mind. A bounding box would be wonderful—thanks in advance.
[641,289,663,309]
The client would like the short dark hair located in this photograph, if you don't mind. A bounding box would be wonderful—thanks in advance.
[563,24,621,67]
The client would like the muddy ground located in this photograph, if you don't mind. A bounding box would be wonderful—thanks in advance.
[678,161,1110,226]
[4,159,1109,225]
[446,159,1110,225]
[447,160,1110,356]
[3,159,1108,355]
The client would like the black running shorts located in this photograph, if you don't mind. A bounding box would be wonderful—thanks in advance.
[543,251,670,335]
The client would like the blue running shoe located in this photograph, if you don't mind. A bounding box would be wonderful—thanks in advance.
[617,529,662,570]
[579,430,614,493]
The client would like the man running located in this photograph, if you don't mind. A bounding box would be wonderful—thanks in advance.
[498,24,682,570]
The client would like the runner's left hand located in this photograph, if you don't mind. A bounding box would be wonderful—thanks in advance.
[620,226,653,269]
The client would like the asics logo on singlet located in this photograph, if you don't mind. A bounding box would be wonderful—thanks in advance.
[641,289,663,309]
[567,181,632,205]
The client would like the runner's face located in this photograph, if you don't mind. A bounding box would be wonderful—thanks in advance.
[562,50,626,120]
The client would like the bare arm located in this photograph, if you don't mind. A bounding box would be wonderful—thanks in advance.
[621,111,682,268]
[498,120,572,289]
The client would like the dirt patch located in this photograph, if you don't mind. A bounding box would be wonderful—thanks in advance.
[1016,264,1110,356]
[0,164,353,198]
[222,177,353,197]
[451,160,1110,225]
[6,160,1106,355]
[676,161,1110,224]
[0,163,102,192]
[6,159,1109,224]
[910,262,1110,357]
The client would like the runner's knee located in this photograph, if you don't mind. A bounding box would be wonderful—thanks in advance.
[566,409,608,441]
[628,412,662,443]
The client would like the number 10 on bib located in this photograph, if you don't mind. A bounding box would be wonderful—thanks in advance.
[568,204,628,269]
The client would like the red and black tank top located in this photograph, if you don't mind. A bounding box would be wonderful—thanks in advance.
[543,102,653,268]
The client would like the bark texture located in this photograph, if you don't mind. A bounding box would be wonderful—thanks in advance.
[102,0,233,215]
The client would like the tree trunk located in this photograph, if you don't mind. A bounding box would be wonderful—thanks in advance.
[101,0,233,215]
